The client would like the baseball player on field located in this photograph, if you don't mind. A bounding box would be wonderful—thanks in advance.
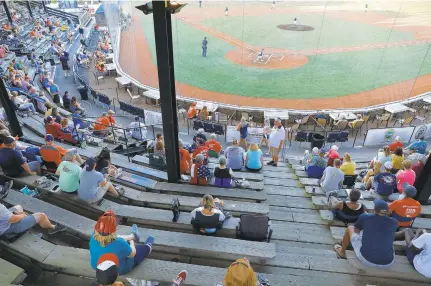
[256,49,265,62]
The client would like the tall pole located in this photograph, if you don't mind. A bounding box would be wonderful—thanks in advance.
[0,79,23,138]
[42,1,47,13]
[415,158,431,205]
[2,1,12,23]
[26,1,34,18]
[152,1,180,182]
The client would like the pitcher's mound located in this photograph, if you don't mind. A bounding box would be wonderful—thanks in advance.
[277,24,315,31]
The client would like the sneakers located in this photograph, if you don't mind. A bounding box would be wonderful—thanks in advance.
[272,163,278,167]
[48,223,67,235]
[266,160,274,166]
[172,270,188,286]
[131,224,140,242]
[144,235,155,248]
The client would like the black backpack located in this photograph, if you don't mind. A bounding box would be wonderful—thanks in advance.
[172,198,180,222]
[149,153,167,170]
[236,214,272,242]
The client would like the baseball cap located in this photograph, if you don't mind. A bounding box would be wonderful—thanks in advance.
[44,134,54,142]
[96,260,118,285]
[3,136,15,144]
[384,161,393,170]
[46,116,53,123]
[134,116,140,121]
[403,183,417,198]
[64,150,75,161]
[85,157,97,171]
[373,199,389,214]
[107,110,115,114]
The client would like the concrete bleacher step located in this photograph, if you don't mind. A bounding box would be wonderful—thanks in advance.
[296,168,365,178]
[0,190,275,263]
[305,186,376,200]
[269,206,328,225]
[264,177,300,187]
[264,186,307,197]
[262,170,296,179]
[267,194,317,209]
[0,258,27,285]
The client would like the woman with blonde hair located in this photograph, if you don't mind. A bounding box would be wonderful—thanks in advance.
[199,105,209,120]
[245,143,263,171]
[340,153,356,175]
[215,257,269,286]
[191,194,226,234]
[362,161,382,190]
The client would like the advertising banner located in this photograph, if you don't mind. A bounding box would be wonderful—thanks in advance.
[226,126,264,144]
[411,123,431,142]
[364,127,415,147]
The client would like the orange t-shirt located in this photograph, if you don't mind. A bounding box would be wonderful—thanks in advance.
[179,148,191,174]
[389,141,403,152]
[93,116,110,131]
[187,106,197,119]
[107,116,116,125]
[54,145,67,157]
[30,31,37,37]
[205,140,222,154]
[192,146,209,159]
[389,198,421,227]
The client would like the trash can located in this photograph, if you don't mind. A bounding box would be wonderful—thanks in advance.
[310,133,325,149]
[77,85,88,100]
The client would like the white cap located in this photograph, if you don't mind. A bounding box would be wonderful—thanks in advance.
[384,161,393,170]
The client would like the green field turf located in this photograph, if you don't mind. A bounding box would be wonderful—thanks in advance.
[140,14,431,100]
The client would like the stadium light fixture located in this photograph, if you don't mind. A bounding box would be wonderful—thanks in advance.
[136,1,187,15]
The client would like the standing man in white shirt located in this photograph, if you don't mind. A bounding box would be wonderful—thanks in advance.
[267,118,285,167]
[128,116,147,140]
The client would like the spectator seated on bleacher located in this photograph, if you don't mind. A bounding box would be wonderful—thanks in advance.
[62,91,71,110]
[95,148,122,178]
[40,134,84,168]
[147,133,163,152]
[55,150,82,193]
[72,109,91,130]
[0,197,66,240]
[325,145,340,167]
[107,110,120,128]
[29,28,43,40]
[389,136,403,152]
[213,156,233,188]
[93,113,111,137]
[205,133,222,157]
[154,141,166,157]
[90,211,154,275]
[2,23,11,31]
[370,161,396,197]
[0,44,8,58]
[328,189,365,225]
[191,194,226,234]
[127,116,147,140]
[12,59,25,72]
[407,148,427,166]
[179,139,192,175]
[391,160,416,201]
[10,91,37,114]
[320,159,344,194]
[96,62,107,74]
[95,50,106,61]
[303,147,326,171]
[60,118,87,143]
[348,114,364,129]
[193,128,207,143]
[405,136,427,155]
[361,161,381,191]
[45,116,62,137]
[78,157,122,204]
[187,101,198,119]
[215,258,269,286]
[192,139,209,161]
[225,139,244,171]
[370,146,392,172]
[49,80,61,104]
[245,143,263,171]
[388,184,421,228]
[391,147,404,173]
[334,199,397,268]
[190,154,210,185]
[0,136,41,177]
[40,71,51,89]
[76,51,90,67]
[20,76,32,90]
[395,228,431,278]
[412,153,427,177]
[70,96,85,115]
[340,153,356,175]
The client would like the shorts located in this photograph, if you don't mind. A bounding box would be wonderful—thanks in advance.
[2,214,37,238]
[262,134,269,139]
[405,245,416,265]
[270,147,280,156]
[351,231,394,268]
[27,161,41,172]
[88,183,111,204]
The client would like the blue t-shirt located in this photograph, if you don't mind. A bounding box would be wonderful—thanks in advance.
[354,213,397,265]
[50,84,59,94]
[407,140,427,154]
[225,146,244,170]
[374,172,396,196]
[89,236,134,275]
[246,149,262,169]
[239,124,248,139]
[78,170,104,201]
[0,148,26,177]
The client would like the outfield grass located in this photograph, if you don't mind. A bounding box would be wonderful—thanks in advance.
[201,13,415,50]
[140,15,431,100]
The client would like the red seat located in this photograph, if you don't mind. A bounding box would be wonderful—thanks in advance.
[45,124,65,140]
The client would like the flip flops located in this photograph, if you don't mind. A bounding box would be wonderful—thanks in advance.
[333,244,346,259]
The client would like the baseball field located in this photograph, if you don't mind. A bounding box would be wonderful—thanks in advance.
[118,1,431,109]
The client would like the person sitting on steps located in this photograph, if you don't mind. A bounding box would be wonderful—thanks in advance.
[320,159,344,194]
[328,189,366,224]
[0,136,41,177]
[190,154,210,185]
[191,194,227,234]
[215,257,270,286]
[388,183,421,228]
[55,150,82,193]
[213,156,233,188]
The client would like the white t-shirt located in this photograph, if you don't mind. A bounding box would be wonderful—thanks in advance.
[190,207,225,221]
[129,122,147,139]
[269,126,285,148]
[412,233,431,278]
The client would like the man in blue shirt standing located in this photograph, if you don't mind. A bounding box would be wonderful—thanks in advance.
[334,199,397,267]
[406,136,427,155]
[202,37,208,57]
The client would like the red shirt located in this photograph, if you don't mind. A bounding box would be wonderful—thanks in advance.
[389,141,403,152]
[179,148,191,174]
[327,149,339,159]
[389,198,421,227]
[205,140,222,154]
[412,161,424,177]
[94,116,110,131]
[187,106,197,119]
[192,146,209,159]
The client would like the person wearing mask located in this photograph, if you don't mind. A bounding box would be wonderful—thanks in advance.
[334,199,398,268]
[389,184,421,228]
[225,139,244,171]
[391,147,404,173]
[78,157,122,203]
[205,133,222,156]
[405,137,427,155]
[320,159,344,193]
[190,154,210,185]
[340,153,356,175]
[236,117,249,149]
[179,139,192,175]
[55,150,82,193]
[10,91,37,114]
[90,211,154,276]
[245,143,263,171]
[392,160,416,200]
[267,118,285,167]
[213,156,233,188]
[372,161,396,198]
[0,136,41,177]
[191,194,226,234]
[128,116,147,140]
[328,189,365,224]
[187,102,198,119]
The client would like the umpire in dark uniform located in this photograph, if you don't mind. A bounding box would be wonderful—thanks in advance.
[202,37,208,57]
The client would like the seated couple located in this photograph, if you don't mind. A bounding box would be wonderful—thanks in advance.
[191,194,231,235]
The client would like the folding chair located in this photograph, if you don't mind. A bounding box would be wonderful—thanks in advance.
[295,131,307,147]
